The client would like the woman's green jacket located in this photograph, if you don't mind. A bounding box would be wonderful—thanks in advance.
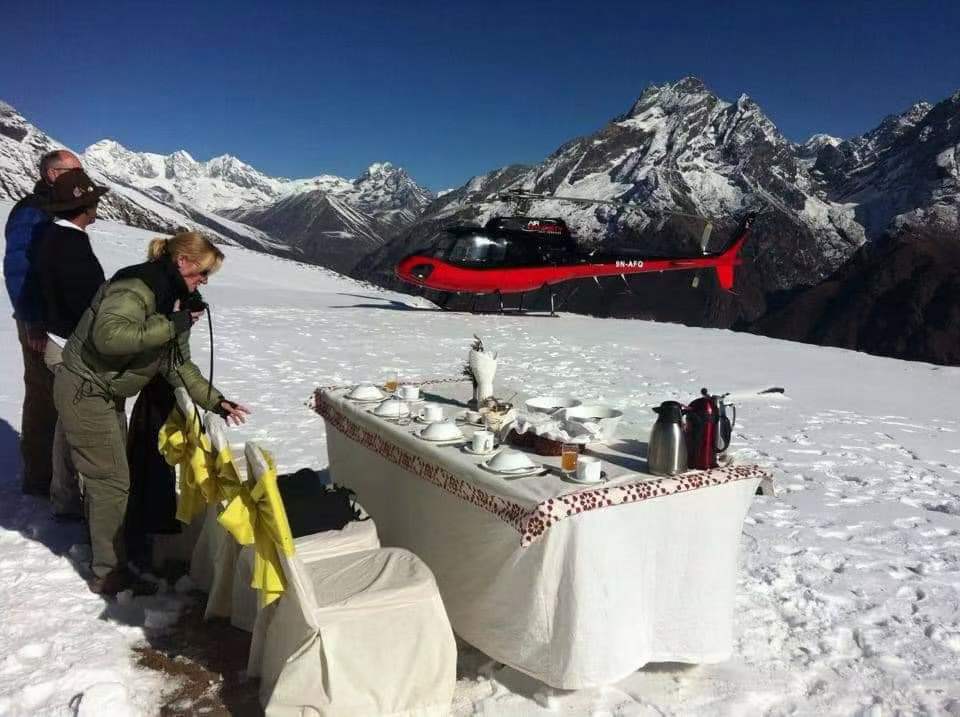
[61,276,225,410]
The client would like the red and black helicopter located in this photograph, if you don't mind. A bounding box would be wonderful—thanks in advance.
[395,191,757,313]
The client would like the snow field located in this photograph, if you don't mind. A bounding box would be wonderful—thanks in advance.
[1,202,959,715]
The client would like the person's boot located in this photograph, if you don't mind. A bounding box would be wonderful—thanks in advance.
[88,570,159,597]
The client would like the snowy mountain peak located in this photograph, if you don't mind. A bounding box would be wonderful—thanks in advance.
[360,161,395,178]
[629,76,721,117]
[804,133,843,151]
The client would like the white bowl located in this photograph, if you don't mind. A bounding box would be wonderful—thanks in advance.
[373,399,410,418]
[487,449,535,472]
[525,395,582,413]
[421,420,464,441]
[349,384,386,401]
[563,405,623,441]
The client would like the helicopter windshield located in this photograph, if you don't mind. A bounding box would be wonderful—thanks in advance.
[443,234,507,264]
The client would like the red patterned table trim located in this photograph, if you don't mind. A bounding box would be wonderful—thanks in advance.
[315,390,768,547]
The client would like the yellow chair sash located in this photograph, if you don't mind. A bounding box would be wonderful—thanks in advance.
[211,445,244,504]
[218,452,295,606]
[158,408,217,523]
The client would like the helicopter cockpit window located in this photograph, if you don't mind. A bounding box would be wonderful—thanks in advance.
[446,234,507,264]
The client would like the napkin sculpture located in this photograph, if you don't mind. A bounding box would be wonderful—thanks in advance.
[465,335,497,406]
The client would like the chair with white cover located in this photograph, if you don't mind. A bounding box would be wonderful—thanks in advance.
[190,412,248,618]
[243,442,456,717]
[152,388,212,572]
[230,462,381,633]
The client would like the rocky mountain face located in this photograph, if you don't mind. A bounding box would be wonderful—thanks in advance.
[354,78,959,334]
[0,102,430,270]
[747,223,960,366]
[229,162,433,273]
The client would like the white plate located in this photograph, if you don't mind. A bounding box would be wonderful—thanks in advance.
[413,428,466,445]
[462,444,497,456]
[479,460,543,477]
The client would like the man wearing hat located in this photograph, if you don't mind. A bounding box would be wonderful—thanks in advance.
[3,149,82,497]
[30,168,109,517]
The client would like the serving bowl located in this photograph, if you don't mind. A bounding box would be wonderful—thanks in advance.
[348,384,387,401]
[524,396,582,414]
[563,405,624,442]
[487,449,536,472]
[420,420,464,441]
[373,399,410,418]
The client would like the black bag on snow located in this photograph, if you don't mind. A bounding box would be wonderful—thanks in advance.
[277,468,364,538]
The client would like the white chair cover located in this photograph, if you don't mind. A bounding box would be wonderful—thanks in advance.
[191,412,247,619]
[231,462,381,632]
[243,444,456,717]
[152,388,206,571]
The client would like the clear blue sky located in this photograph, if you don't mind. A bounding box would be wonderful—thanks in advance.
[3,1,958,191]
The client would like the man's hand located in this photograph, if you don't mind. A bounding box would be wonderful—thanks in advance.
[217,400,252,426]
[25,325,48,353]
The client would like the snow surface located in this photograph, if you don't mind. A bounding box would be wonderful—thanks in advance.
[1,202,960,715]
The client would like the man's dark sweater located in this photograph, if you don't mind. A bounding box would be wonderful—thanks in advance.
[31,221,105,339]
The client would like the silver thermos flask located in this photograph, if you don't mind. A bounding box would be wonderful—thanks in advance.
[647,401,688,476]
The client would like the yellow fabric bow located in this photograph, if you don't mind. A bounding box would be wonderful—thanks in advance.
[158,408,217,524]
[211,444,244,504]
[217,451,295,607]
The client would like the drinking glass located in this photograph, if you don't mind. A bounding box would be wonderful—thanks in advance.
[384,369,399,394]
[561,443,578,473]
[396,401,411,426]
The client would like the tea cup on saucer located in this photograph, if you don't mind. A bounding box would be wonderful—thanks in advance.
[575,455,602,483]
[418,403,443,422]
[471,430,495,453]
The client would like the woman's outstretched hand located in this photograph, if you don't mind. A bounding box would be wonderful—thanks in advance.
[218,400,252,426]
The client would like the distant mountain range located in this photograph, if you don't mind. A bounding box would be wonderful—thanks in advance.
[2,78,958,363]
[0,101,431,270]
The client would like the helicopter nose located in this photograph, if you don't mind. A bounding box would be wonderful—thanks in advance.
[397,256,434,282]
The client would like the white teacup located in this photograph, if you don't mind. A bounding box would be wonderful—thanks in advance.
[472,430,495,453]
[576,455,602,482]
[418,403,443,422]
[464,409,483,424]
[398,384,420,400]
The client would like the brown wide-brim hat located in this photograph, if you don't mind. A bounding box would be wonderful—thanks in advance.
[42,168,110,212]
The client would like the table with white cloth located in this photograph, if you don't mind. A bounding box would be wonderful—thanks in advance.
[315,382,770,689]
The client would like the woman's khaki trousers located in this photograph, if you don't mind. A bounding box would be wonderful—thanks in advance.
[53,368,129,579]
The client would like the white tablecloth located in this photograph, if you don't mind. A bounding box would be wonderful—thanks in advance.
[317,384,767,689]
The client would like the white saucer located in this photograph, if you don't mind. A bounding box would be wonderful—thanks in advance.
[413,428,466,445]
[479,460,544,477]
[455,412,486,427]
[565,471,608,485]
[462,444,497,456]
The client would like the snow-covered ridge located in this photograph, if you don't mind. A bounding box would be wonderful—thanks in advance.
[83,138,428,214]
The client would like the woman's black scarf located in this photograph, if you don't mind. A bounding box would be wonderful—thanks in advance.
[112,255,191,314]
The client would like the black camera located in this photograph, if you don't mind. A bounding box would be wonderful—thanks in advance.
[186,292,208,313]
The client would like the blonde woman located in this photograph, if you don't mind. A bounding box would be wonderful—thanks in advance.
[54,231,250,595]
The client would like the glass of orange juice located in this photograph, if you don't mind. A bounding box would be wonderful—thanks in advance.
[561,443,578,473]
[384,369,399,393]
